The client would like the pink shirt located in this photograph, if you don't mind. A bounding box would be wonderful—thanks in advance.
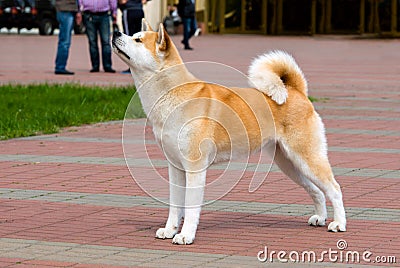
[79,0,117,16]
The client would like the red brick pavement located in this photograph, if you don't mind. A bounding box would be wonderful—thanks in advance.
[0,32,400,267]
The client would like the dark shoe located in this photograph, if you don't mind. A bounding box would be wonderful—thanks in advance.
[104,68,116,73]
[184,46,193,50]
[90,68,99,73]
[55,69,74,75]
[122,69,130,74]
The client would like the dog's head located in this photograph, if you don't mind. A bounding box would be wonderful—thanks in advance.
[112,19,182,77]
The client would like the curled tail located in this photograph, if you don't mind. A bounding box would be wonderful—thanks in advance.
[248,50,307,105]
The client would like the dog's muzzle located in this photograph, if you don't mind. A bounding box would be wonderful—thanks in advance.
[112,32,131,60]
[114,31,122,38]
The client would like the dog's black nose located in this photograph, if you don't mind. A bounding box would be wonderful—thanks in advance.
[113,31,122,38]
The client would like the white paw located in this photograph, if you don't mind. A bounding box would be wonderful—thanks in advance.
[155,227,177,239]
[172,233,194,245]
[328,221,346,232]
[308,215,326,226]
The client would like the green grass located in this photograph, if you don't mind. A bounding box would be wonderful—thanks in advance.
[0,83,327,140]
[0,83,144,140]
[309,96,329,103]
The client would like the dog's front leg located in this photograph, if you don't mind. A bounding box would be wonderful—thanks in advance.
[172,171,206,245]
[156,163,185,239]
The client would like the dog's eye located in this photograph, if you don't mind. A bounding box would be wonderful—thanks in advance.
[135,38,142,43]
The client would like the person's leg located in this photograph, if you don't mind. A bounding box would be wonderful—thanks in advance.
[55,11,74,72]
[83,13,100,71]
[182,17,191,49]
[122,9,129,35]
[128,9,144,36]
[188,16,197,39]
[98,14,113,71]
[194,17,201,36]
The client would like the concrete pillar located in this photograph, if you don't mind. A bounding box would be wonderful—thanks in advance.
[143,0,168,30]
[311,0,317,35]
[391,0,397,35]
[360,0,365,34]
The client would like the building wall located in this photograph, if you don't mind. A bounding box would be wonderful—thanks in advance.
[144,0,168,30]
[119,0,398,36]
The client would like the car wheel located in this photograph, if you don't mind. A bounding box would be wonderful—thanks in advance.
[39,18,54,35]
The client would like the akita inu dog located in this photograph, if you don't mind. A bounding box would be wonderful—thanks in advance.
[112,19,346,245]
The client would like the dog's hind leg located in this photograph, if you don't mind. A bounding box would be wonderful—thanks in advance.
[278,140,346,232]
[172,170,206,245]
[304,159,346,232]
[156,163,185,239]
[273,143,327,226]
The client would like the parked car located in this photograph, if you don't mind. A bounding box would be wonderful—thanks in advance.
[0,0,85,35]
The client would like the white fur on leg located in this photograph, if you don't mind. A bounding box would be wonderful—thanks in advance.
[307,184,327,227]
[156,205,183,239]
[172,171,206,245]
[172,208,200,245]
[273,144,328,227]
[156,227,178,239]
[276,137,346,232]
[325,182,347,232]
[308,215,326,226]
[172,233,193,245]
[328,221,346,232]
[156,164,185,240]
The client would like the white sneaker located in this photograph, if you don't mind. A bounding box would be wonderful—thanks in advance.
[194,28,201,37]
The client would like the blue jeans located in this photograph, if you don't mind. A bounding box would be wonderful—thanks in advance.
[55,11,74,72]
[182,16,197,47]
[83,12,112,70]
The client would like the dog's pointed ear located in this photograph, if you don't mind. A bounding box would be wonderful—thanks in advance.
[157,23,169,51]
[141,18,153,32]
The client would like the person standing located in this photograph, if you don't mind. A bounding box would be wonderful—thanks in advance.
[120,0,147,36]
[79,0,117,73]
[119,0,147,74]
[178,0,196,50]
[54,0,82,75]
